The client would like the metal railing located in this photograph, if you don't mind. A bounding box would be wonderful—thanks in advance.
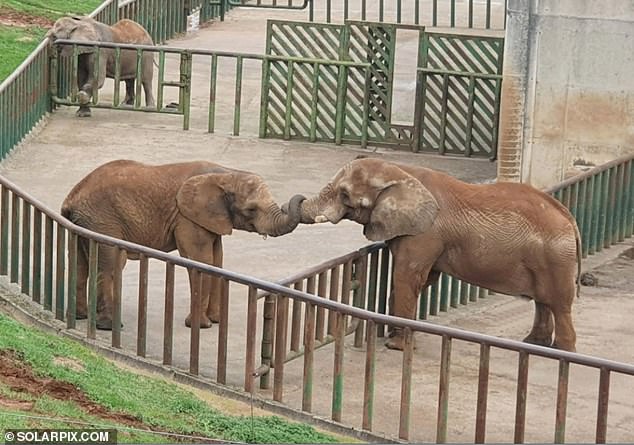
[547,154,634,258]
[231,0,507,29]
[1,164,633,442]
[50,40,371,139]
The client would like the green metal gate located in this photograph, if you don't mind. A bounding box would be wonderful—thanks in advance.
[261,19,503,157]
[415,32,504,158]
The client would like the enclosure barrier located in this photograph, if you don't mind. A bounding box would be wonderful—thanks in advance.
[1,0,235,159]
[50,40,371,140]
[547,154,634,258]
[1,167,633,443]
[229,0,507,29]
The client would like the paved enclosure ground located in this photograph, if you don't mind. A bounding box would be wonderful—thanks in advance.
[1,3,634,443]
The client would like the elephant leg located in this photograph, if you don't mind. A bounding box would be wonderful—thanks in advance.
[536,271,577,352]
[206,236,223,323]
[385,236,442,351]
[124,79,135,105]
[94,245,119,330]
[76,60,92,118]
[523,301,554,347]
[74,239,89,319]
[552,308,576,352]
[175,220,215,329]
[142,54,155,108]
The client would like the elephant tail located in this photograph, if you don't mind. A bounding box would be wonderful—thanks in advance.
[574,220,582,299]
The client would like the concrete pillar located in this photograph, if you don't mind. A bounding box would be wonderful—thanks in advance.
[496,0,531,182]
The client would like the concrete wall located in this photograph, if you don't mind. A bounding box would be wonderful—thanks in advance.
[499,0,634,188]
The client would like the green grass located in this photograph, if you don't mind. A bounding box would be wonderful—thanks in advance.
[0,314,340,444]
[0,0,103,20]
[0,25,47,81]
[0,0,103,82]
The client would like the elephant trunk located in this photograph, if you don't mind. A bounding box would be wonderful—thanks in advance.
[261,194,306,237]
[298,184,335,224]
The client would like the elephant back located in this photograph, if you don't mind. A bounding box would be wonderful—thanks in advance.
[111,19,154,45]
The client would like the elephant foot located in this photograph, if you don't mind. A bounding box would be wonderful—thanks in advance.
[523,332,553,348]
[95,318,123,331]
[552,339,576,353]
[385,328,416,351]
[76,107,91,118]
[185,313,213,329]
[75,312,88,320]
[77,91,90,105]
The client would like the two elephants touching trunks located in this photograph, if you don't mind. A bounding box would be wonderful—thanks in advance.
[48,16,155,117]
[62,160,306,330]
[62,157,581,353]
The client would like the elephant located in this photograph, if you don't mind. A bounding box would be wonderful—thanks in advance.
[61,160,306,330]
[47,16,155,117]
[294,158,581,352]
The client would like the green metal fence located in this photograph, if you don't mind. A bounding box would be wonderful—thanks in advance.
[231,0,507,29]
[547,154,634,258]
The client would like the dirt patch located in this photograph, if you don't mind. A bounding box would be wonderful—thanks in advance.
[0,8,55,28]
[0,349,143,427]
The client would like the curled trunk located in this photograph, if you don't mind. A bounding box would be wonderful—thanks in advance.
[298,184,335,223]
[261,194,305,237]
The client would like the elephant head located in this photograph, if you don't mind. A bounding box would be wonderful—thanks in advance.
[177,171,305,237]
[298,158,439,241]
[47,16,99,57]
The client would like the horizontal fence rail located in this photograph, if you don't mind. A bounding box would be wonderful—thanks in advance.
[0,154,633,442]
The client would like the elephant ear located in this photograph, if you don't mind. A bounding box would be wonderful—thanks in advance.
[364,167,439,241]
[176,174,233,236]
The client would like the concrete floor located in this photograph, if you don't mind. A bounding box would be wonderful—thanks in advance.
[1,2,633,443]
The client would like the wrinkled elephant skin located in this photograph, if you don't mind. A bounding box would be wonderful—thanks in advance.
[62,160,305,330]
[295,158,581,352]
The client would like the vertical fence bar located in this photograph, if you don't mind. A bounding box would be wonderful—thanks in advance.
[180,51,192,130]
[432,0,438,26]
[399,327,413,440]
[436,335,451,443]
[245,285,258,393]
[334,65,348,145]
[21,201,31,295]
[475,343,490,443]
[554,359,569,443]
[302,301,316,412]
[208,54,218,132]
[260,294,275,389]
[486,0,492,29]
[66,232,77,329]
[233,56,243,136]
[606,169,616,248]
[137,254,148,357]
[113,47,121,105]
[439,273,449,311]
[316,271,327,342]
[332,311,345,422]
[273,294,289,402]
[615,163,625,242]
[217,278,230,384]
[87,240,98,340]
[0,186,8,276]
[290,281,303,352]
[589,172,603,254]
[189,269,202,375]
[363,319,376,431]
[450,277,459,308]
[259,59,271,138]
[10,193,19,284]
[595,367,610,444]
[309,62,319,142]
[43,217,53,311]
[328,266,339,336]
[282,60,294,140]
[112,246,122,349]
[353,255,367,347]
[55,224,66,321]
[514,351,529,443]
[377,248,389,336]
[32,209,42,304]
[163,262,175,365]
[157,50,165,111]
[598,170,609,251]
[624,160,632,237]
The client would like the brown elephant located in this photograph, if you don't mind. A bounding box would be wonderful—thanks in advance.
[47,16,155,117]
[62,160,305,330]
[294,158,581,352]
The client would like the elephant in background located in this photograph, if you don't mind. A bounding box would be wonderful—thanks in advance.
[294,158,581,352]
[47,16,155,117]
[62,160,306,330]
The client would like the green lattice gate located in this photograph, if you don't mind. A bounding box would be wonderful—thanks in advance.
[415,32,504,158]
[261,19,504,157]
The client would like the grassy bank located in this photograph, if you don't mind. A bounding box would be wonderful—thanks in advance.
[0,0,103,82]
[0,313,339,443]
